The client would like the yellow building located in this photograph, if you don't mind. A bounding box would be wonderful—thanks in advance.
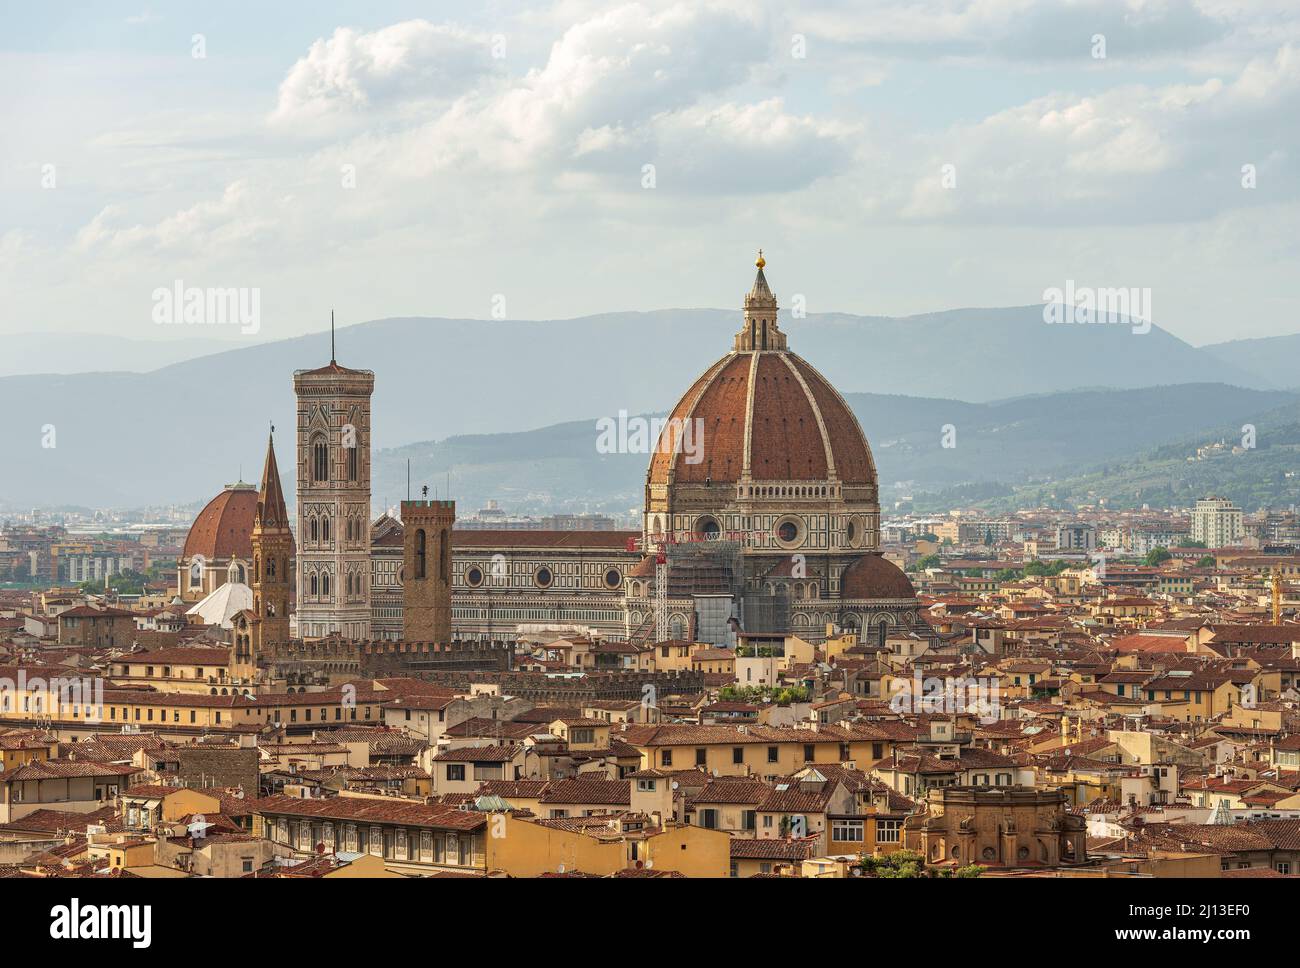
[485,811,729,877]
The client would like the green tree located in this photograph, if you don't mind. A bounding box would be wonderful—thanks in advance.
[916,554,941,570]
[1196,555,1216,568]
[1143,547,1172,566]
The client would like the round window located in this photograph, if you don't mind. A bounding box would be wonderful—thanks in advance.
[846,520,857,544]
[776,520,799,543]
[604,568,622,589]
[535,567,554,589]
[466,566,484,588]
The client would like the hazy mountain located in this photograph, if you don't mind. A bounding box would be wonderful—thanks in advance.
[371,384,1297,519]
[950,397,1300,513]
[0,306,1283,507]
[0,332,234,377]
[1199,334,1300,391]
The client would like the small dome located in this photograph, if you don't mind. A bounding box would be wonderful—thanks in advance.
[841,554,916,600]
[184,483,258,561]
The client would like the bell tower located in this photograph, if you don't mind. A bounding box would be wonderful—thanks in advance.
[294,315,375,640]
[250,428,293,661]
[401,496,455,643]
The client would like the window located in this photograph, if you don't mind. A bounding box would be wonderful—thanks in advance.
[636,779,656,792]
[833,819,864,842]
[415,530,426,579]
[446,764,466,782]
[742,810,756,832]
[661,750,673,767]
[700,809,718,830]
[803,744,815,762]
[767,746,778,763]
[347,444,358,482]
[695,748,707,767]
[312,437,329,482]
[877,819,902,844]
[732,747,744,764]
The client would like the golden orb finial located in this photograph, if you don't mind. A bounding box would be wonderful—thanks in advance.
[755,248,766,270]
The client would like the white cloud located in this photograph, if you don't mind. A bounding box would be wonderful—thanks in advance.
[270,20,497,129]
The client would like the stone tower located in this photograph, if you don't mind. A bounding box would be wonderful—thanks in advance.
[294,327,375,640]
[250,429,293,660]
[401,498,455,643]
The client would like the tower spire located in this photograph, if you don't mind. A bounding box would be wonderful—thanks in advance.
[330,309,336,364]
[734,248,785,352]
[256,427,289,531]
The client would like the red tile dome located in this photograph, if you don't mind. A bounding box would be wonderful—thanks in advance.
[647,258,876,491]
[183,484,258,561]
[840,554,916,601]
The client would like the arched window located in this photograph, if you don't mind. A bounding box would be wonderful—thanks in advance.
[322,516,331,543]
[310,573,318,596]
[312,436,329,483]
[268,558,276,578]
[347,445,358,482]
[415,529,427,579]
[440,528,450,582]
[309,517,319,543]
[321,573,330,597]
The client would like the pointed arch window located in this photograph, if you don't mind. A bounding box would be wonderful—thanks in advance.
[322,516,331,543]
[312,435,329,483]
[309,517,319,543]
[310,573,319,597]
[415,529,427,579]
[347,445,358,482]
[321,573,330,597]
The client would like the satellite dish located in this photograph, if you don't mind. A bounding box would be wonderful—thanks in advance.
[671,781,680,791]
[557,863,566,874]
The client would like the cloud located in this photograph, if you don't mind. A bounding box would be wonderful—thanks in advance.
[270,20,497,129]
[898,44,1300,223]
[796,0,1232,61]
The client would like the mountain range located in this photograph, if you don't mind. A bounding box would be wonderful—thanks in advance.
[2,307,1295,510]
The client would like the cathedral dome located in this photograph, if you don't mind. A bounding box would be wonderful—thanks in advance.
[840,553,916,601]
[183,483,258,561]
[648,254,877,492]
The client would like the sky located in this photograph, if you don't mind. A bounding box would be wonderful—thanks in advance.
[1,0,1298,349]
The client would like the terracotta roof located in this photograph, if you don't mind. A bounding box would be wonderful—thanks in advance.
[647,327,876,488]
[431,744,522,763]
[451,531,637,550]
[538,778,631,806]
[183,485,258,560]
[253,793,485,830]
[840,554,916,601]
[729,837,818,860]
